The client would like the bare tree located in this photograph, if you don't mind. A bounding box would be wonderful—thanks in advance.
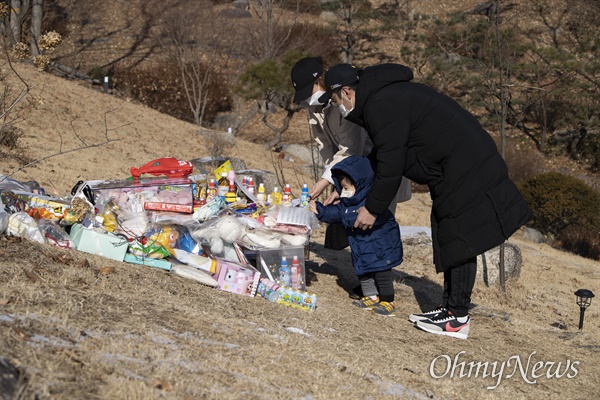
[30,0,41,56]
[249,0,301,59]
[158,3,234,126]
[324,0,373,64]
[9,0,29,44]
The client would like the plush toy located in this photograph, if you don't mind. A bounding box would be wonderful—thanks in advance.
[130,225,179,259]
[191,215,245,255]
[149,226,179,256]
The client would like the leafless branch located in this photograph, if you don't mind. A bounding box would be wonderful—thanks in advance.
[2,109,129,181]
[0,47,31,120]
[69,117,87,146]
[4,137,123,180]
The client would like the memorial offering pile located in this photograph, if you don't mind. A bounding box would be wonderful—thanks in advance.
[0,157,319,311]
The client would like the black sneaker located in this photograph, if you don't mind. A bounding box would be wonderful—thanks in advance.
[408,306,447,323]
[414,310,470,339]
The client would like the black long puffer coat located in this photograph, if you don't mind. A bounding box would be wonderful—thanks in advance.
[345,63,532,272]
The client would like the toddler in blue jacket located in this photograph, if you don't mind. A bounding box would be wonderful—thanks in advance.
[309,155,403,316]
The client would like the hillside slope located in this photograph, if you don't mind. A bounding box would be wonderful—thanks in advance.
[1,63,300,195]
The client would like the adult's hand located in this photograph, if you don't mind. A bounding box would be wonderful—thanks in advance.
[323,190,339,205]
[309,178,330,200]
[354,207,377,230]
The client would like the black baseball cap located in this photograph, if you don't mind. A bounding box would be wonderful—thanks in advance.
[318,64,361,104]
[291,57,323,104]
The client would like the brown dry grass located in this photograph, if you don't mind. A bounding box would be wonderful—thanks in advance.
[1,193,599,399]
[0,2,599,398]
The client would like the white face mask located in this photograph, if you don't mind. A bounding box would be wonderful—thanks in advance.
[340,189,355,198]
[306,90,326,106]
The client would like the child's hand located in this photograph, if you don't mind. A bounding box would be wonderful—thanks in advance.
[309,200,318,214]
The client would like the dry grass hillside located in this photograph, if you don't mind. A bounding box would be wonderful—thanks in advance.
[0,59,599,400]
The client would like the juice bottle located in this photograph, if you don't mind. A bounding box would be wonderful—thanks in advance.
[227,170,236,186]
[207,179,218,200]
[225,184,237,204]
[290,255,301,290]
[282,184,292,206]
[247,177,255,195]
[217,172,229,198]
[269,187,282,205]
[256,183,266,205]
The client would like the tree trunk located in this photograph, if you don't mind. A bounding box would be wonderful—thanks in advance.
[30,0,42,57]
[263,107,294,149]
[10,0,22,44]
[494,0,507,292]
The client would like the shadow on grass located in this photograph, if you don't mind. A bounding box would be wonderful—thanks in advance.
[392,270,444,312]
[308,242,444,310]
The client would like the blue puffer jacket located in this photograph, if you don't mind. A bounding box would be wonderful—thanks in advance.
[315,156,403,275]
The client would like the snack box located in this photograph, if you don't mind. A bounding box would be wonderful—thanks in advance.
[215,258,261,297]
[69,223,129,261]
[90,177,194,214]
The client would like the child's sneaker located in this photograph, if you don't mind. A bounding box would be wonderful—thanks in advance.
[371,301,396,317]
[414,310,470,339]
[352,296,380,310]
[408,305,447,323]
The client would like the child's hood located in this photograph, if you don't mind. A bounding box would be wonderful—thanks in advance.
[331,156,375,205]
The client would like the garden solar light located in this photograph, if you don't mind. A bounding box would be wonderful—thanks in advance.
[574,289,595,331]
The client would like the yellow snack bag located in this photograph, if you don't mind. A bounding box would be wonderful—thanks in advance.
[213,160,232,180]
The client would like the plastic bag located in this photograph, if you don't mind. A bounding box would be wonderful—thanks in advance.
[38,219,74,249]
[0,197,8,234]
[0,210,8,234]
[6,212,44,243]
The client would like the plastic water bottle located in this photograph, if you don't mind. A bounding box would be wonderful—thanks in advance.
[300,183,309,209]
[279,256,291,287]
[290,255,301,289]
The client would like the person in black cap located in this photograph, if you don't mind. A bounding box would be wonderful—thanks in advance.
[291,58,411,207]
[291,57,411,309]
[320,63,533,339]
[291,57,374,202]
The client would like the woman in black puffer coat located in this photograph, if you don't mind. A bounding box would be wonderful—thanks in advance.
[320,63,532,338]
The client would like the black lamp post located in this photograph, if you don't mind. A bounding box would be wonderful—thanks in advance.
[574,289,595,331]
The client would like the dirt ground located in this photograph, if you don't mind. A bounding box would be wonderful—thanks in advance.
[1,62,599,399]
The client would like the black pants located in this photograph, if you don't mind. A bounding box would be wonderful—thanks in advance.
[357,269,395,303]
[442,257,477,317]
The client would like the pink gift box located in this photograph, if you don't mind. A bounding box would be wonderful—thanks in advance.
[215,258,261,297]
